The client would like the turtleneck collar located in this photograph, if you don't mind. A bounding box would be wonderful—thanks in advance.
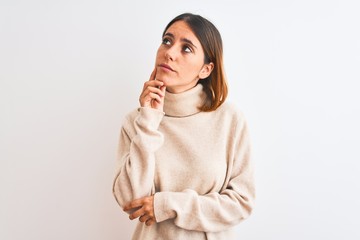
[163,84,206,117]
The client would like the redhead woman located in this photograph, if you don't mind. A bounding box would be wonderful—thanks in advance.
[113,13,255,240]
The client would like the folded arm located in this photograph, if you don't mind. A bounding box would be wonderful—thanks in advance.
[112,107,164,207]
[153,119,255,232]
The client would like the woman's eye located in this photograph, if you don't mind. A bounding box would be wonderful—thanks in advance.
[183,46,192,53]
[162,38,171,45]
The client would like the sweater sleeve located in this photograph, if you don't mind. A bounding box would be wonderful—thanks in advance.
[153,118,255,232]
[112,107,164,208]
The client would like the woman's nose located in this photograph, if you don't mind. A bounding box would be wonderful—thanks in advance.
[165,46,177,61]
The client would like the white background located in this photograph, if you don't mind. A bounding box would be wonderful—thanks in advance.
[1,0,359,239]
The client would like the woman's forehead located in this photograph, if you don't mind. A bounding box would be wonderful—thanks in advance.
[165,22,196,39]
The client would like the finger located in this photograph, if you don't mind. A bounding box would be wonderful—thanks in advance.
[145,218,155,226]
[123,198,144,211]
[149,67,157,81]
[140,92,161,106]
[142,86,165,97]
[143,79,163,91]
[160,85,166,94]
[148,86,165,97]
[129,207,145,220]
[139,214,151,223]
[150,86,166,106]
[140,95,153,107]
[139,87,151,100]
[140,88,164,103]
[148,92,162,103]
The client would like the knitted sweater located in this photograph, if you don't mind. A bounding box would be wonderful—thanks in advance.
[113,84,255,240]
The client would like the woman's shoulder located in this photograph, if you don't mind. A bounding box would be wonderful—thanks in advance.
[216,101,247,122]
[215,102,250,135]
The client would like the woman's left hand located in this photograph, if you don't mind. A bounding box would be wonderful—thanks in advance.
[123,196,156,226]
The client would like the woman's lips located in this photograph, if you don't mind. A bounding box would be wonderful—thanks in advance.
[159,63,175,72]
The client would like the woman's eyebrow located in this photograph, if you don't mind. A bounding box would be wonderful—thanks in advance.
[164,32,197,49]
[164,32,175,38]
[182,38,197,49]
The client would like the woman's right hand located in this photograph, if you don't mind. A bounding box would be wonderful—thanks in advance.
[139,68,166,111]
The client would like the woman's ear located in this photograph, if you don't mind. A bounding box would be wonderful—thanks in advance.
[199,62,214,79]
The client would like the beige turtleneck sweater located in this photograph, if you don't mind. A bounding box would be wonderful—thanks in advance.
[113,84,255,240]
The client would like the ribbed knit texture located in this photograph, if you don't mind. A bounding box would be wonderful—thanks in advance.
[113,84,255,240]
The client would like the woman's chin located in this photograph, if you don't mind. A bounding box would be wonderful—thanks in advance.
[155,76,171,86]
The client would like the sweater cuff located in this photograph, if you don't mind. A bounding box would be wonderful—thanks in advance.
[154,192,176,223]
[136,107,165,130]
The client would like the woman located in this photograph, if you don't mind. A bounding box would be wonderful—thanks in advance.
[113,13,255,239]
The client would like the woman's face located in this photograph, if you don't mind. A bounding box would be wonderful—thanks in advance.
[155,20,213,93]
